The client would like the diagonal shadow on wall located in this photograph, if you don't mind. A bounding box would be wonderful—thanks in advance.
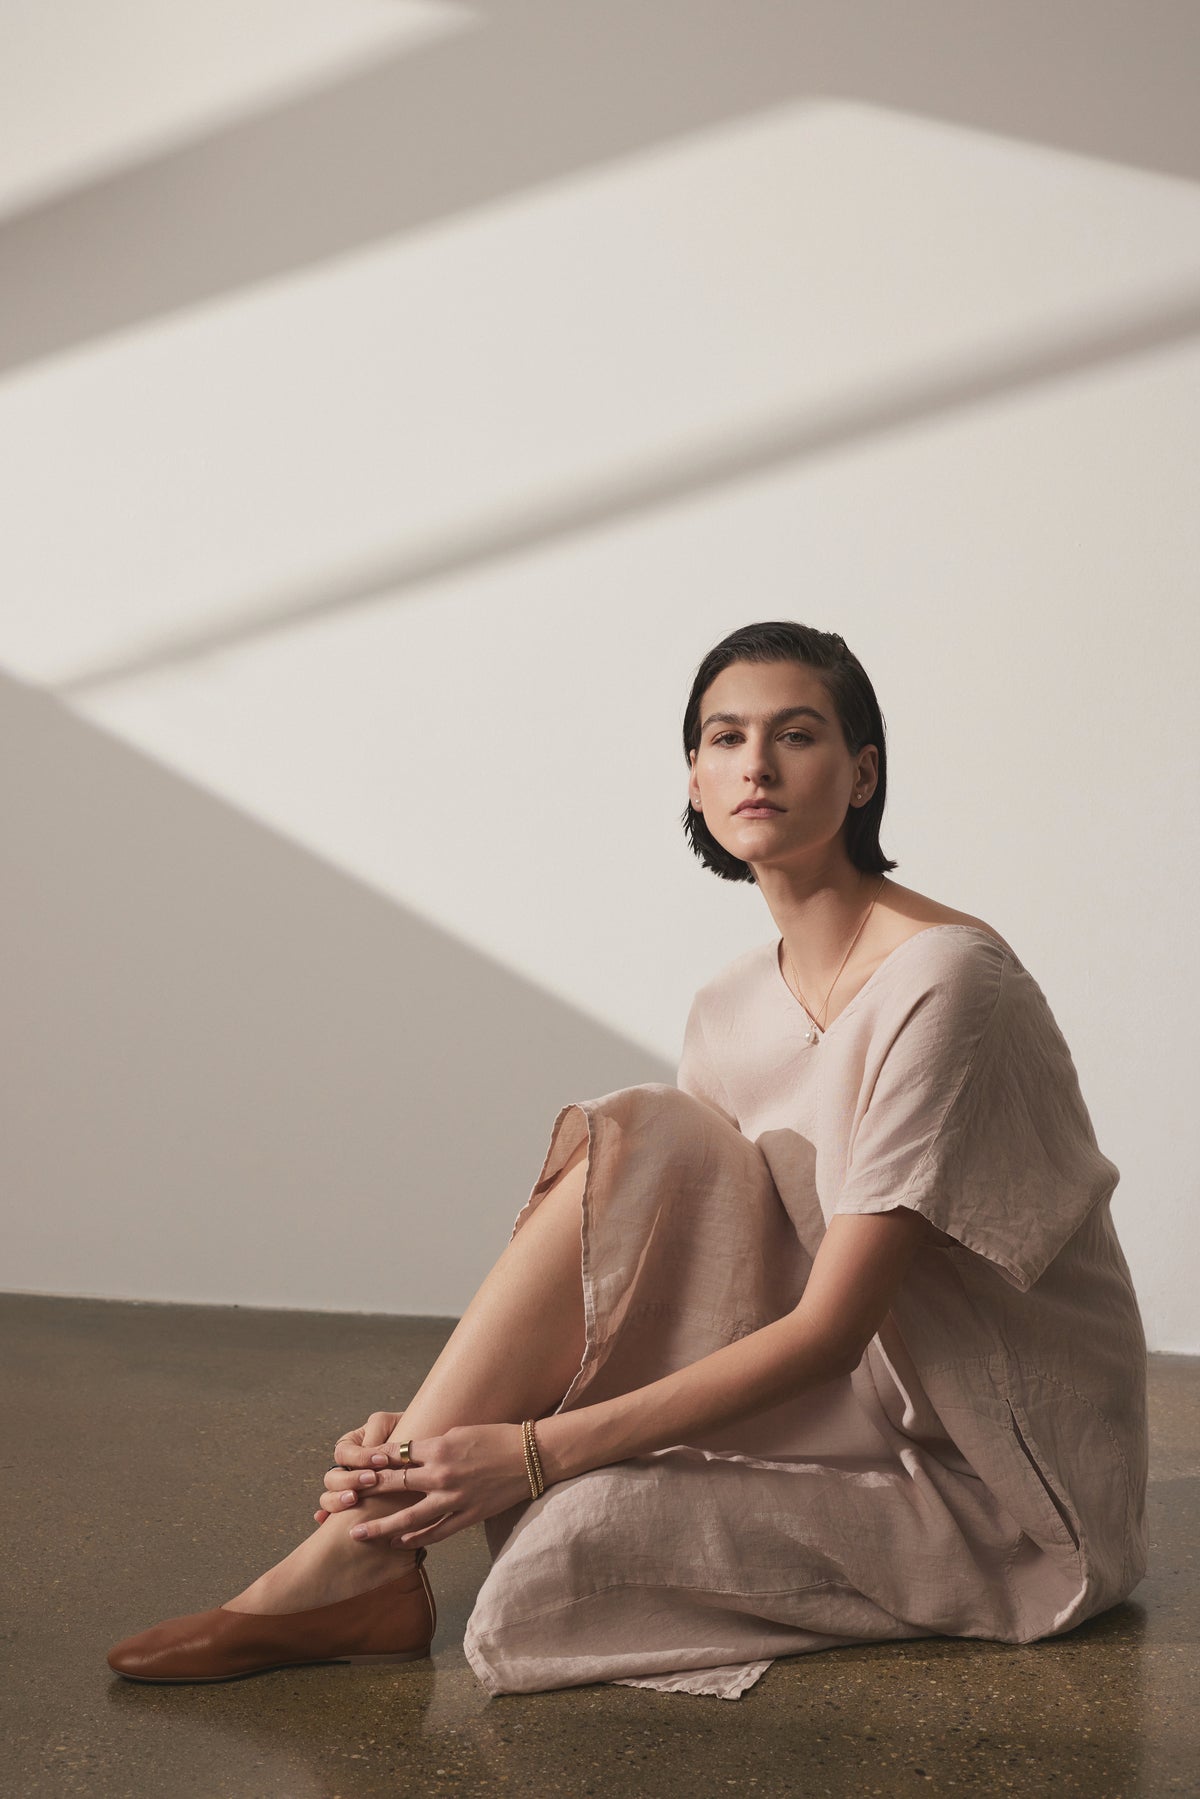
[1,669,670,1314]
[2,0,1198,380]
[51,281,1200,697]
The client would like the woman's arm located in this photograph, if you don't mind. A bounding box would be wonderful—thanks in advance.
[324,1207,939,1548]
[535,1206,933,1484]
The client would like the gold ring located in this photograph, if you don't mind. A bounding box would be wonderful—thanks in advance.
[402,1466,409,1490]
[397,1440,413,1465]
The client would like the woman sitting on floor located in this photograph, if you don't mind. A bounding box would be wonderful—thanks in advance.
[108,619,1149,1698]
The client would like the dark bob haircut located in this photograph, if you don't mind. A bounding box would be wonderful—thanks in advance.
[680,620,899,884]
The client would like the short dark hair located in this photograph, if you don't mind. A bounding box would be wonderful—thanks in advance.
[681,620,899,883]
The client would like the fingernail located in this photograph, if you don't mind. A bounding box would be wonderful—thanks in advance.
[370,1453,388,1466]
[340,1492,357,1506]
[350,1525,369,1540]
[358,1471,376,1486]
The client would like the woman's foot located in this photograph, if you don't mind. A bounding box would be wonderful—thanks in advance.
[224,1497,419,1615]
[107,1553,436,1683]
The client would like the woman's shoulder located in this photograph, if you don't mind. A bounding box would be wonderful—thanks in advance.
[826,890,1022,1036]
[873,882,1017,961]
[860,894,1060,1069]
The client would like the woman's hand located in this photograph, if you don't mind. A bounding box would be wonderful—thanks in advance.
[320,1423,534,1548]
[312,1410,407,1524]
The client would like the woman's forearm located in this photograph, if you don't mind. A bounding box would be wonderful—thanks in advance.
[533,1309,857,1485]
[532,1209,927,1487]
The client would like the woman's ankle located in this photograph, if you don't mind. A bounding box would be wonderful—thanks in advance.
[226,1528,419,1614]
[223,1451,433,1610]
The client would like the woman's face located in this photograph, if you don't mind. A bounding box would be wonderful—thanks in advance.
[687,659,877,874]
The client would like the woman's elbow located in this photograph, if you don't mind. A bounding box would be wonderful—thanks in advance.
[790,1318,870,1383]
[826,1336,870,1380]
[788,1293,886,1381]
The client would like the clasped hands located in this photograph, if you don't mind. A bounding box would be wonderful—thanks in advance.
[313,1410,537,1549]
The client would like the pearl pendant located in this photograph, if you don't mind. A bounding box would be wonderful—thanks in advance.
[805,1022,820,1045]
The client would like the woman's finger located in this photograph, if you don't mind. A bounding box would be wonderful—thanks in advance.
[334,1443,401,1471]
[319,1466,430,1517]
[336,1440,424,1472]
[320,1470,364,1507]
[321,1466,385,1492]
[361,1410,405,1449]
[395,1510,468,1548]
[332,1408,408,1462]
[331,1426,365,1463]
[321,1487,369,1511]
[385,1489,455,1532]
[322,1465,425,1497]
[348,1498,458,1546]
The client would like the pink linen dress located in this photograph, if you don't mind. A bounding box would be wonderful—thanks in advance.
[461,925,1149,1700]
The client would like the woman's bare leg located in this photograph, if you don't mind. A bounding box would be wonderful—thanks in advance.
[226,1138,589,1613]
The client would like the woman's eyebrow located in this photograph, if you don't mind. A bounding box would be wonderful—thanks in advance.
[699,706,829,732]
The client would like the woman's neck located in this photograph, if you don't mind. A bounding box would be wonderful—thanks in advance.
[764,868,891,997]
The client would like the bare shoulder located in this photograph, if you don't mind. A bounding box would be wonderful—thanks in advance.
[876,880,1017,959]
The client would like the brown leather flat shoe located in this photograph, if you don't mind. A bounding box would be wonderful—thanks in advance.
[107,1548,436,1683]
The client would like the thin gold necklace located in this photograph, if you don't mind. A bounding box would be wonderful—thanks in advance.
[784,874,886,1046]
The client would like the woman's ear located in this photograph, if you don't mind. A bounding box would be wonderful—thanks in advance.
[687,749,703,812]
[856,746,879,799]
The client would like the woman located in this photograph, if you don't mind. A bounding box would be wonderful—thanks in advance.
[108,621,1149,1697]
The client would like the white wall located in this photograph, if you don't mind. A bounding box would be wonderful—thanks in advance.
[2,2,1197,1347]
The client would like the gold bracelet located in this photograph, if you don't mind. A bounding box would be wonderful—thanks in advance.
[522,1420,540,1497]
[521,1419,546,1497]
[521,1426,537,1497]
[528,1419,545,1492]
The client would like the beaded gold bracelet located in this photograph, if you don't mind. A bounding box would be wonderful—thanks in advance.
[521,1418,546,1498]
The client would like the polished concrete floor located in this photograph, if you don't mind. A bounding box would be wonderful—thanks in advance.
[1,1293,1195,1799]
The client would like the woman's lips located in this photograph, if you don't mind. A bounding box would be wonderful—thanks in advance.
[735,805,783,817]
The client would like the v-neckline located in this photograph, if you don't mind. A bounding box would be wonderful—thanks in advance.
[773,923,1008,1043]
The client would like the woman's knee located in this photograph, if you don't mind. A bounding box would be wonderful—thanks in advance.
[552,1136,588,1184]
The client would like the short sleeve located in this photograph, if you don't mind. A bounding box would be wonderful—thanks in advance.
[833,947,1120,1291]
[676,994,739,1129]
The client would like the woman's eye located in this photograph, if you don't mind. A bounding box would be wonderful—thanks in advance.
[710,731,811,747]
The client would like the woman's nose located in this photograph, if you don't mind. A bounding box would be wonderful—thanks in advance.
[742,745,776,780]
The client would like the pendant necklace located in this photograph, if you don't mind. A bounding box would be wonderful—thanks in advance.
[784,873,887,1045]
